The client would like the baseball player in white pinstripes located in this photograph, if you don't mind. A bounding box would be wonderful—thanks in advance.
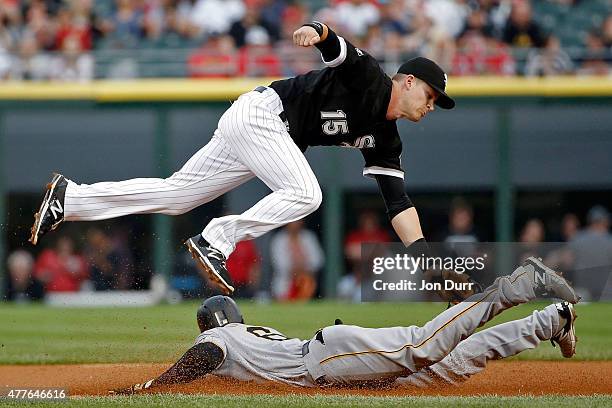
[29,84,319,294]
[29,21,463,297]
[111,258,579,393]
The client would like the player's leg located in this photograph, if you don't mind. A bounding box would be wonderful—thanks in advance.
[29,131,254,245]
[393,258,579,371]
[400,302,577,387]
[66,133,255,219]
[199,88,322,258]
[185,88,321,294]
[303,259,578,383]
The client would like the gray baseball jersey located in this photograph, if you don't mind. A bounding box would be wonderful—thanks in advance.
[195,264,541,387]
[194,323,314,387]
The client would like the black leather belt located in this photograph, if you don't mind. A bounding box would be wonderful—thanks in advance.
[302,340,310,357]
[301,329,325,357]
[254,86,288,123]
[301,332,331,386]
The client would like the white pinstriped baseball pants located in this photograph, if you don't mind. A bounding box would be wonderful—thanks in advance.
[64,87,322,257]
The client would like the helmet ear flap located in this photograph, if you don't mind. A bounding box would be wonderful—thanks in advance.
[196,304,213,333]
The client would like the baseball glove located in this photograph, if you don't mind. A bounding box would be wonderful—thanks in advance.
[426,268,483,304]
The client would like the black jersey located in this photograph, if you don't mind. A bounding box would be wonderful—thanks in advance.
[269,36,404,180]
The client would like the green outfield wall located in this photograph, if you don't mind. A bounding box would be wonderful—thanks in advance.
[1,77,611,297]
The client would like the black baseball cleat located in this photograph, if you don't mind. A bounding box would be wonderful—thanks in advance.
[29,173,67,245]
[185,235,235,295]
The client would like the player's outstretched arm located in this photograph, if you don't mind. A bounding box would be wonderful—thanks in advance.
[390,207,425,245]
[374,174,481,303]
[373,174,423,245]
[110,342,224,395]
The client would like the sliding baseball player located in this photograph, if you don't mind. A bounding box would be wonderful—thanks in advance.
[111,258,579,392]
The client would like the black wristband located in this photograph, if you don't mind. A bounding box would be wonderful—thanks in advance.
[410,238,447,283]
[302,21,324,37]
[409,238,433,264]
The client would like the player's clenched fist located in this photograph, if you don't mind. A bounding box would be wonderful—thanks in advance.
[293,22,329,47]
[293,26,320,47]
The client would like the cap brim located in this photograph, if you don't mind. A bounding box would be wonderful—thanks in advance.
[430,84,455,109]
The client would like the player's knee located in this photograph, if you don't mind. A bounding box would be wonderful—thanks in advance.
[410,338,451,370]
[162,201,201,216]
[302,185,322,214]
[165,207,190,216]
[291,180,322,215]
[311,185,323,211]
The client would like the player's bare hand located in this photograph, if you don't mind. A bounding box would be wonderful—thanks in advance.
[109,386,137,396]
[109,381,152,395]
[293,26,320,47]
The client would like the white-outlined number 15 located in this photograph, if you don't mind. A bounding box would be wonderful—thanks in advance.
[321,110,349,135]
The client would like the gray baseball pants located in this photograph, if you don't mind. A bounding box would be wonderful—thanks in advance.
[303,264,544,384]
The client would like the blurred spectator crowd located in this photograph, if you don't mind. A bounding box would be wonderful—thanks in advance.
[514,205,612,302]
[337,200,612,303]
[5,227,135,302]
[5,200,612,303]
[0,0,611,80]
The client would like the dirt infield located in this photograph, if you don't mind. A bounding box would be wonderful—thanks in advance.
[1,361,611,397]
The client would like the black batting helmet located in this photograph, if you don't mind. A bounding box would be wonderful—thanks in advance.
[197,295,244,333]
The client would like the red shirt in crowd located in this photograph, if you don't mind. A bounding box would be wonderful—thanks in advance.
[345,228,391,248]
[55,26,92,51]
[226,241,259,286]
[33,249,88,292]
[452,36,515,76]
[344,226,391,265]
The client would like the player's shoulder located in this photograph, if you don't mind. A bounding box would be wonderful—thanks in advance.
[195,327,220,341]
[200,322,246,335]
[195,323,253,346]
[199,323,276,337]
[345,38,379,66]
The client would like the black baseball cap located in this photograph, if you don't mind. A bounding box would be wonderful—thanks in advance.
[397,57,455,109]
